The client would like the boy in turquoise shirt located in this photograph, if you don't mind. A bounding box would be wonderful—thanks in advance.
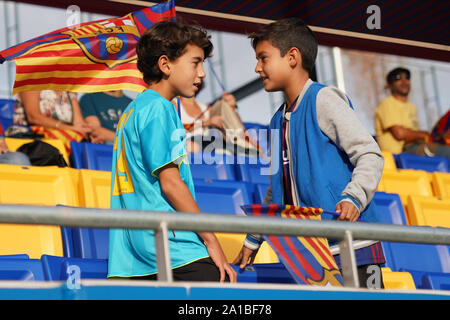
[108,21,236,282]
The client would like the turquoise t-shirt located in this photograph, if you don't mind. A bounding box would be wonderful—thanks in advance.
[107,89,209,278]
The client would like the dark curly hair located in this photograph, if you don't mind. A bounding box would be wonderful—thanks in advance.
[137,21,213,85]
[249,18,317,75]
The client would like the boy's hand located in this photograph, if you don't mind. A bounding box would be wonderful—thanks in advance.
[232,246,258,269]
[336,201,360,222]
[202,234,237,283]
[0,138,10,155]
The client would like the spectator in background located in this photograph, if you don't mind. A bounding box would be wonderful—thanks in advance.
[178,82,259,155]
[0,122,31,165]
[79,90,132,144]
[15,90,91,137]
[375,67,450,158]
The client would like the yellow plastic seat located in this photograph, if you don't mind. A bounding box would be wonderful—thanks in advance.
[382,151,397,171]
[377,169,434,204]
[0,164,78,206]
[0,224,63,259]
[215,233,278,264]
[432,172,450,198]
[78,169,111,209]
[381,268,416,290]
[5,137,70,165]
[0,164,76,258]
[406,195,450,228]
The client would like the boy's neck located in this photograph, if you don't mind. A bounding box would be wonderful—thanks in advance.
[284,74,310,108]
[147,81,177,102]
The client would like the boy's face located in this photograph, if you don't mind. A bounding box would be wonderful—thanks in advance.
[254,40,291,92]
[169,44,206,98]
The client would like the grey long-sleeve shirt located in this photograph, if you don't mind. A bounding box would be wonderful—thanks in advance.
[265,79,384,211]
[246,80,384,250]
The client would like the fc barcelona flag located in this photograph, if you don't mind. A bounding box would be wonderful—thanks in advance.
[241,204,344,287]
[0,0,176,94]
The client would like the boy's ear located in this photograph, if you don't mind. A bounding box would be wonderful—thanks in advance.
[158,55,171,77]
[287,47,302,68]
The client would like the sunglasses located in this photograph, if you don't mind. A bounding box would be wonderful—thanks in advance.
[393,73,410,81]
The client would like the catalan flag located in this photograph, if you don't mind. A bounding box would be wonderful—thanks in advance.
[241,204,344,286]
[0,0,176,94]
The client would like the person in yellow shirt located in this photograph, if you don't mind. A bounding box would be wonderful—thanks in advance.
[375,67,450,158]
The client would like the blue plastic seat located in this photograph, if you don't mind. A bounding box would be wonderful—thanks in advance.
[372,192,407,225]
[193,179,254,205]
[235,163,270,184]
[0,258,45,281]
[41,255,107,281]
[61,227,109,259]
[0,254,30,259]
[396,153,450,173]
[189,162,237,180]
[0,99,14,133]
[231,263,295,284]
[70,141,84,169]
[83,143,113,171]
[195,185,246,214]
[254,183,270,204]
[422,272,450,290]
[381,242,450,288]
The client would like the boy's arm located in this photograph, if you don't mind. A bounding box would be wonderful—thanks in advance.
[316,87,384,215]
[158,163,236,282]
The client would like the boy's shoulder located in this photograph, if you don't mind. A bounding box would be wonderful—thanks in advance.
[129,89,178,124]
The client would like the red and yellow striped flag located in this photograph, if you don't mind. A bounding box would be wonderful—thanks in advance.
[0,1,176,94]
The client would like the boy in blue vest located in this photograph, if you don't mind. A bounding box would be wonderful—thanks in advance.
[233,18,385,288]
[108,21,236,282]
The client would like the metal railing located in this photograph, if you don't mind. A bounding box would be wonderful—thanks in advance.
[1,204,450,288]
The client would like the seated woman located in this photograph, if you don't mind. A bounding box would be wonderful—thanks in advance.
[179,94,224,153]
[15,90,91,138]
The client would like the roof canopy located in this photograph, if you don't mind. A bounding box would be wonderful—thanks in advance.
[10,0,450,62]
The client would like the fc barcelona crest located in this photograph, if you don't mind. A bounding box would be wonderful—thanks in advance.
[62,15,140,69]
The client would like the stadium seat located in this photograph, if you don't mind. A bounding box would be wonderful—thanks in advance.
[82,143,113,171]
[0,254,30,259]
[193,178,253,205]
[381,242,450,288]
[41,255,107,281]
[66,228,109,260]
[235,163,270,184]
[253,183,270,204]
[377,169,434,204]
[215,233,278,264]
[231,263,295,284]
[0,258,45,281]
[406,196,450,228]
[78,169,111,208]
[381,151,397,171]
[70,141,84,169]
[0,99,14,133]
[0,164,78,206]
[372,192,407,225]
[396,153,449,173]
[422,272,450,290]
[0,224,64,259]
[195,185,246,214]
[5,137,70,165]
[432,172,450,198]
[381,268,416,290]
[189,162,237,181]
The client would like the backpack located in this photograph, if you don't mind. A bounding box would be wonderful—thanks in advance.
[17,140,68,167]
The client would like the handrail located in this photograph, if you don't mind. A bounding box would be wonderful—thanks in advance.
[1,204,450,288]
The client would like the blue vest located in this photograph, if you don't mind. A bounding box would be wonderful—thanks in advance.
[270,82,379,223]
